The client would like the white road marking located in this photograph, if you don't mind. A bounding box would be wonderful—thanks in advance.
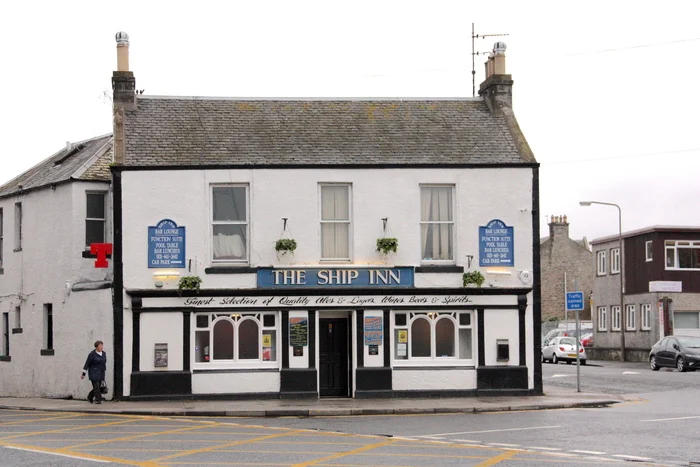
[641,415,700,422]
[420,425,561,436]
[452,439,482,444]
[421,436,445,440]
[488,443,520,447]
[622,371,640,375]
[3,446,109,463]
[527,447,562,451]
[570,449,606,455]
[551,374,572,378]
[612,454,652,461]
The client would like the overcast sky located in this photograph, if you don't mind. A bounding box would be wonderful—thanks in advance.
[2,0,698,241]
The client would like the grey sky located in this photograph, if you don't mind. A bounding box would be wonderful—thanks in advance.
[2,0,698,242]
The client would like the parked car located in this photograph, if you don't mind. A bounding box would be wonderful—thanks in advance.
[649,336,700,372]
[542,336,587,365]
[542,328,591,347]
[581,333,593,347]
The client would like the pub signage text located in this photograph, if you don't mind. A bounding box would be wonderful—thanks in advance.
[257,267,414,288]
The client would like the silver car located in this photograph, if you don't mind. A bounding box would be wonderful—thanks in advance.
[542,336,587,365]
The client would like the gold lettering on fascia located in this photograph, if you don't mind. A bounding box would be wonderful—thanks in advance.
[272,269,402,285]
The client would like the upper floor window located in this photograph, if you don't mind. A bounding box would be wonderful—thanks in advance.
[0,207,3,270]
[645,241,653,262]
[14,202,21,251]
[665,240,700,270]
[610,248,620,274]
[641,304,651,330]
[212,185,249,263]
[420,185,454,262]
[86,192,106,247]
[320,184,351,260]
[596,250,607,275]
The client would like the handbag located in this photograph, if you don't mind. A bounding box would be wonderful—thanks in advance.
[100,381,109,394]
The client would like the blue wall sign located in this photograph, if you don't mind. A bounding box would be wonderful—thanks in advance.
[566,291,585,311]
[148,219,186,268]
[257,267,414,288]
[479,219,514,267]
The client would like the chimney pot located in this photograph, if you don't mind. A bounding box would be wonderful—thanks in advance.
[115,31,129,45]
[494,41,507,54]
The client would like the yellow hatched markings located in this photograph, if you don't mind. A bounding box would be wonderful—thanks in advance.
[0,440,162,466]
[146,429,307,463]
[0,417,144,441]
[290,438,398,467]
[475,449,519,466]
[0,412,88,426]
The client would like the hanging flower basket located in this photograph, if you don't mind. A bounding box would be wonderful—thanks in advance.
[178,275,202,293]
[275,238,297,258]
[462,271,485,288]
[376,237,398,256]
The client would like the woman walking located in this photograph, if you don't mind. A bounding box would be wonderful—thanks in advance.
[81,340,107,404]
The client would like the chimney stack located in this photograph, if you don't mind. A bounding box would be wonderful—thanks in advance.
[112,31,136,165]
[548,214,570,240]
[478,41,513,116]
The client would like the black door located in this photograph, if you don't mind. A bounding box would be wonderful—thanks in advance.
[319,318,349,397]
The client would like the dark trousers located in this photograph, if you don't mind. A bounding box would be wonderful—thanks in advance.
[88,380,103,402]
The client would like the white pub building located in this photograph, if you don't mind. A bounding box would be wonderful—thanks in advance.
[110,33,542,400]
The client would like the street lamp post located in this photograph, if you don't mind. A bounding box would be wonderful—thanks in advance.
[580,201,625,362]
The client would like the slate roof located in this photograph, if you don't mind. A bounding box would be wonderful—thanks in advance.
[0,134,112,199]
[123,97,532,166]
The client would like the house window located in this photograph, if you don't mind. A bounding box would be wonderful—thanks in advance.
[14,306,21,329]
[610,248,620,274]
[674,311,700,329]
[0,207,3,271]
[420,185,454,262]
[665,240,700,270]
[645,241,653,262]
[320,184,351,260]
[393,311,473,362]
[625,304,636,331]
[14,202,21,251]
[597,306,608,331]
[194,312,278,367]
[596,250,607,275]
[641,304,651,330]
[86,192,106,247]
[1,312,8,356]
[212,185,249,263]
[43,304,53,350]
[611,305,621,331]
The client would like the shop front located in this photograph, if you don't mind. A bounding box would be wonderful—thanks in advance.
[126,267,533,399]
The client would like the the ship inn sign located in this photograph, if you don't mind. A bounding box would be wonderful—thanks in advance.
[257,267,414,288]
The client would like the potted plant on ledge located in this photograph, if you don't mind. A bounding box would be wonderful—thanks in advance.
[463,270,485,288]
[178,275,202,294]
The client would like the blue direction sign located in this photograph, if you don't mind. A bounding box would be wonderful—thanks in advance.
[566,291,585,311]
[148,219,186,268]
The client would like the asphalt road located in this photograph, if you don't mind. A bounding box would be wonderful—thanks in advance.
[0,361,697,466]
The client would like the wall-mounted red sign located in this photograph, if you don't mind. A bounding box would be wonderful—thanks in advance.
[90,243,113,268]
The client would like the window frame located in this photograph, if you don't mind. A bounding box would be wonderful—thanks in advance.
[597,306,608,331]
[211,184,250,264]
[1,312,8,357]
[193,312,279,370]
[0,207,3,271]
[85,191,107,248]
[645,241,653,262]
[392,310,474,366]
[610,247,620,275]
[665,240,700,270]
[43,304,53,351]
[641,304,651,331]
[596,250,607,276]
[319,183,352,261]
[13,202,21,252]
[419,185,456,264]
[625,304,636,331]
[611,305,621,331]
[673,311,700,330]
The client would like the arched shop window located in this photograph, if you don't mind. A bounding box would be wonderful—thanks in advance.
[394,311,473,362]
[195,312,278,367]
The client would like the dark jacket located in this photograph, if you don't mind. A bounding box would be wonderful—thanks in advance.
[83,350,107,382]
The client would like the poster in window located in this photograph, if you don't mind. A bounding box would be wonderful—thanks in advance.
[398,330,408,343]
[154,343,168,367]
[369,345,379,355]
[263,347,272,361]
[289,317,308,347]
[397,343,407,357]
[262,334,272,347]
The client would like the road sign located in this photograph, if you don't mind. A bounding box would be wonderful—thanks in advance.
[566,291,585,311]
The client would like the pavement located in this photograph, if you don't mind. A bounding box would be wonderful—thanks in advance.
[0,360,628,418]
